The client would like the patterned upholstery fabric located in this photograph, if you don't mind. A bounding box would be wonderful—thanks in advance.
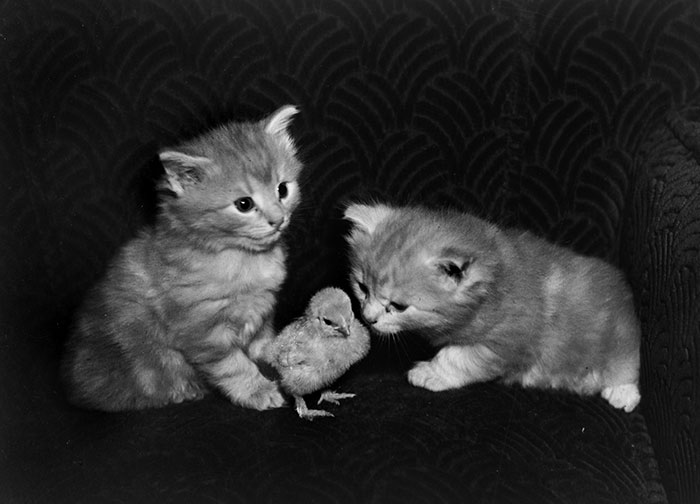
[625,106,700,504]
[1,0,698,503]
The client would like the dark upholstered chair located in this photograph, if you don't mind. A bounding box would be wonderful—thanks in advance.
[2,1,698,503]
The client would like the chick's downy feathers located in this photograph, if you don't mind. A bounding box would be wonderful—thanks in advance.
[269,287,370,420]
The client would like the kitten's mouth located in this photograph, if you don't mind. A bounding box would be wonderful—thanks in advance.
[262,229,283,243]
[373,329,400,338]
[246,229,283,251]
[366,323,401,337]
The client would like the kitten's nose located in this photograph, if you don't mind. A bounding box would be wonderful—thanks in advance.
[268,216,284,230]
[362,306,381,325]
[265,206,285,230]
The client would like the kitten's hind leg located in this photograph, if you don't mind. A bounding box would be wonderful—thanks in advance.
[601,383,640,413]
[204,347,286,410]
[63,325,204,411]
[408,344,502,391]
[157,349,208,404]
[601,346,641,413]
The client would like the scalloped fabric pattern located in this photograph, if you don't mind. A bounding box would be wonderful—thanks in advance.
[2,0,699,503]
[624,107,700,504]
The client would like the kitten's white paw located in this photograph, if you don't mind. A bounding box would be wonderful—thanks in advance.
[602,383,640,413]
[408,361,456,391]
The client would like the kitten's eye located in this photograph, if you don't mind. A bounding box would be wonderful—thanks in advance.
[277,182,289,200]
[234,197,255,213]
[357,281,369,298]
[390,302,408,313]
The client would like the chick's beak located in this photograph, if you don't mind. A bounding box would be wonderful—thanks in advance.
[339,318,350,338]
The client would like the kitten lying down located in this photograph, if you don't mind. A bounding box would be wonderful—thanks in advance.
[345,204,641,412]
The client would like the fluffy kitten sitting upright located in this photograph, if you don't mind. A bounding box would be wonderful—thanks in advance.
[62,105,302,411]
[344,204,641,412]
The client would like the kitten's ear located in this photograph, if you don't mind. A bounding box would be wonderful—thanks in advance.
[344,203,392,236]
[158,151,212,196]
[265,105,299,152]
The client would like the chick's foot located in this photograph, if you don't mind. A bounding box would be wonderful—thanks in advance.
[294,396,334,421]
[318,390,356,405]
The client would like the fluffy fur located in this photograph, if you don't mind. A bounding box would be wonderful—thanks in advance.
[61,105,303,411]
[344,203,641,412]
[268,287,371,420]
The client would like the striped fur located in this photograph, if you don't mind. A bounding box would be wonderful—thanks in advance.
[61,106,302,411]
[345,204,641,412]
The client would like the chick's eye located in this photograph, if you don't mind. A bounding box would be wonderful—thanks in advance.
[321,318,336,327]
[234,197,255,213]
[277,182,289,200]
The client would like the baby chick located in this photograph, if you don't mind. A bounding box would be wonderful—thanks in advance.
[269,287,370,420]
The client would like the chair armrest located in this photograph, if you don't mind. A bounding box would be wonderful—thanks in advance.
[622,107,700,504]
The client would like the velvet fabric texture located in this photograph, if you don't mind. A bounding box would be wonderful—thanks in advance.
[1,0,698,503]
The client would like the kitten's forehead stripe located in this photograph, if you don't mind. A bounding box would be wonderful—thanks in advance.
[240,175,254,196]
[185,122,288,186]
[372,217,433,271]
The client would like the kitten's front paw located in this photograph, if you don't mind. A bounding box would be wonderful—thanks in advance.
[602,383,640,413]
[247,380,287,410]
[408,361,456,392]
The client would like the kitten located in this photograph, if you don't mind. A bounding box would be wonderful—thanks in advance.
[61,105,302,411]
[344,203,641,412]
